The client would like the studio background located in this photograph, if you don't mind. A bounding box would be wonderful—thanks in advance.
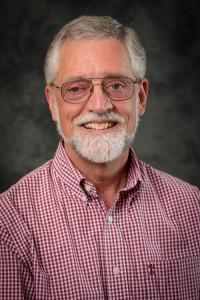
[0,0,199,193]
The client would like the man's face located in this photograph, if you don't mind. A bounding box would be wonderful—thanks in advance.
[46,37,148,163]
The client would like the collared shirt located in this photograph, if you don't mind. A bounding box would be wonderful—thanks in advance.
[0,140,199,300]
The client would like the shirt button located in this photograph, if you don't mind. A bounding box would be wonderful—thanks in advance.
[107,216,113,223]
[113,267,120,275]
[81,196,87,202]
[85,185,91,192]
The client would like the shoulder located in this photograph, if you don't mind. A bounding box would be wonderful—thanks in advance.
[138,159,199,201]
[0,160,54,263]
[0,158,54,209]
[0,159,54,235]
[137,160,200,246]
[1,159,53,198]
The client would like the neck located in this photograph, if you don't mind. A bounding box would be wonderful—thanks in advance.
[64,142,129,209]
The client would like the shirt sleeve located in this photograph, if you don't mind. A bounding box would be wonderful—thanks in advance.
[0,241,35,300]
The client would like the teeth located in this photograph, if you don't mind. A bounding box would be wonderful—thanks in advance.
[83,122,115,130]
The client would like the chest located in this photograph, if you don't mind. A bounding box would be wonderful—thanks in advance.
[30,190,200,299]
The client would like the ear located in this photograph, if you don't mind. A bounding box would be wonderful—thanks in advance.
[45,85,58,122]
[137,78,148,116]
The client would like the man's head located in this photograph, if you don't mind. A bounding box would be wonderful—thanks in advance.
[44,16,146,85]
[45,16,148,163]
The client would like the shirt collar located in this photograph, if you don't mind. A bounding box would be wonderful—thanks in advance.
[53,140,85,197]
[53,140,142,194]
[125,147,143,191]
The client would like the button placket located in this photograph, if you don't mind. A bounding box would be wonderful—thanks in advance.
[104,210,130,299]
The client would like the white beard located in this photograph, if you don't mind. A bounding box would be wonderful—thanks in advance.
[54,100,140,164]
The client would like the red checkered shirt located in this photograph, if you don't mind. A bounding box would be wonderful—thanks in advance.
[0,140,200,299]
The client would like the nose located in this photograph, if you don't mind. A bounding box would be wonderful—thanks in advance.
[86,84,113,114]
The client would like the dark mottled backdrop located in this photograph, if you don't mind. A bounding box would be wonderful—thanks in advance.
[0,0,199,192]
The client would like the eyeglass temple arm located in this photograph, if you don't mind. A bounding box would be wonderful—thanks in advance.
[51,83,62,89]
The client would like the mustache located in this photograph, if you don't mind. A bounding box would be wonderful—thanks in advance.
[74,111,126,125]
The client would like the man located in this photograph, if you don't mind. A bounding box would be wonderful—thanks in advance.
[0,16,199,300]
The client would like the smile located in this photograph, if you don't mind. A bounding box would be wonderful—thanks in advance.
[82,122,116,130]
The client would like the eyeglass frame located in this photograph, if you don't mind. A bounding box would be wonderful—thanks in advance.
[51,76,139,104]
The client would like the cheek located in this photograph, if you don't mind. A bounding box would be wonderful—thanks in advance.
[115,102,137,132]
[58,104,84,135]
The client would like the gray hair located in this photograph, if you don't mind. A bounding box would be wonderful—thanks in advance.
[44,16,146,85]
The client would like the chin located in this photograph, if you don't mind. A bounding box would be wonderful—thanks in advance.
[62,126,135,164]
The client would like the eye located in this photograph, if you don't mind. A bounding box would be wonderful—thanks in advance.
[64,81,89,95]
[62,80,91,101]
[68,84,86,94]
[111,83,122,90]
[105,79,126,92]
[70,87,82,93]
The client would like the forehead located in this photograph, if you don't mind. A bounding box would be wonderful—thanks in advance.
[56,37,133,81]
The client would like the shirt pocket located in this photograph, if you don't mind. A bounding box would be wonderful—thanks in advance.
[145,255,200,300]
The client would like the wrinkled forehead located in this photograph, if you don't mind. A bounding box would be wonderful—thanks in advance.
[56,37,132,80]
[59,36,129,57]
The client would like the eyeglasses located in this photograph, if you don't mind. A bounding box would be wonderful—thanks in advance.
[52,77,138,104]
